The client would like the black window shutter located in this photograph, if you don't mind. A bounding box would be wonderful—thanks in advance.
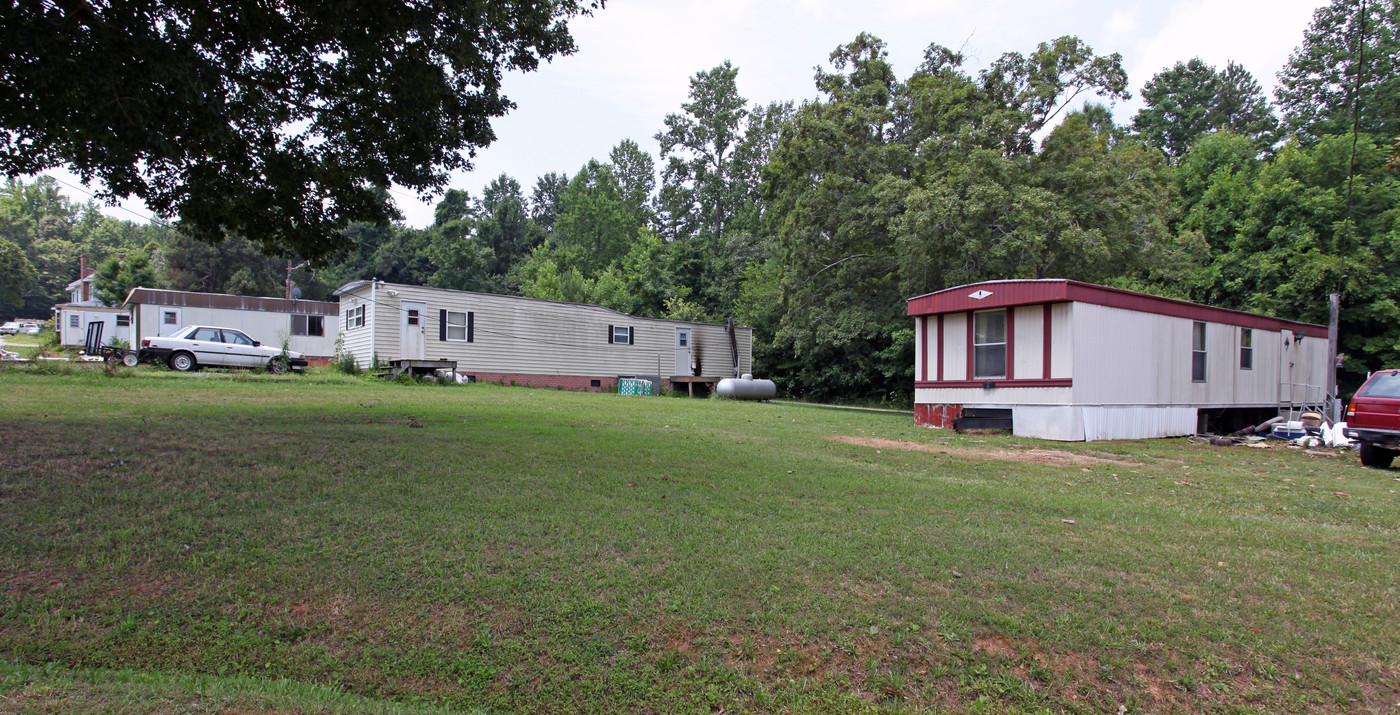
[608,324,614,344]
[628,326,635,345]
[439,310,447,341]
[467,312,474,342]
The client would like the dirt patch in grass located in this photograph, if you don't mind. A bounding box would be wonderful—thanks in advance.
[829,436,1145,467]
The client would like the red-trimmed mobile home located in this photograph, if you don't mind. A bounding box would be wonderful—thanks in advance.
[907,280,1330,441]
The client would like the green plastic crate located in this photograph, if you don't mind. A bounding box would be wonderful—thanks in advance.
[618,378,654,396]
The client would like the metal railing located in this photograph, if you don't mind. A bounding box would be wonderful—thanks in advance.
[1278,382,1334,421]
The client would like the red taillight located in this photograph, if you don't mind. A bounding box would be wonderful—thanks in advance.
[1346,404,1355,419]
[141,339,150,347]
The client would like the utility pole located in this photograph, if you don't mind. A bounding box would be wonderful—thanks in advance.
[1327,292,1340,422]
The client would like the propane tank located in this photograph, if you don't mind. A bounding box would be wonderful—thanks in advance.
[716,374,777,400]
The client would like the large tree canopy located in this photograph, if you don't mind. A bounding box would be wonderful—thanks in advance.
[0,0,595,260]
[1275,0,1399,142]
[1132,58,1277,158]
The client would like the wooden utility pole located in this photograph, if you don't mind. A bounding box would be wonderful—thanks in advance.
[1327,292,1340,422]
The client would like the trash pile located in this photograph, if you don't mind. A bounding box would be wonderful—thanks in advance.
[1200,412,1353,450]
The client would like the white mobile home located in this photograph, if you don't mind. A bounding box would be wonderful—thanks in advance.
[333,280,753,392]
[908,280,1330,441]
[123,288,340,360]
[56,303,132,349]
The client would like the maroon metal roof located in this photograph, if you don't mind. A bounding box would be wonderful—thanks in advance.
[124,288,339,315]
[907,280,1327,337]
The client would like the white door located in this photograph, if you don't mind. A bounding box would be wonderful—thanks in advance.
[675,328,691,376]
[401,301,426,359]
[158,308,182,337]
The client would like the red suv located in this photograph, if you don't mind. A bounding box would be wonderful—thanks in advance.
[1345,369,1400,468]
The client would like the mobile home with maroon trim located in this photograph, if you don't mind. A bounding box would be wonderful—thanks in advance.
[908,280,1329,441]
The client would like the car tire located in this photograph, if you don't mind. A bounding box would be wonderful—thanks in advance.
[122,351,140,368]
[1359,442,1396,469]
[268,356,290,375]
[169,351,197,372]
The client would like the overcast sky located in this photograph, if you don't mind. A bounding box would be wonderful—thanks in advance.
[49,0,1328,229]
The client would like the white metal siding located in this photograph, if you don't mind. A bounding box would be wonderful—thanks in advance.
[942,313,967,380]
[1012,305,1043,379]
[338,297,375,367]
[1050,303,1072,379]
[913,317,925,381]
[1070,303,1301,407]
[913,386,1073,405]
[342,283,753,378]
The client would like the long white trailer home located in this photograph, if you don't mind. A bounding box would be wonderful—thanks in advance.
[333,280,753,392]
[122,288,340,360]
[908,280,1330,441]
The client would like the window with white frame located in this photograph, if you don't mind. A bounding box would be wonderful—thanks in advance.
[1239,328,1253,370]
[116,315,130,327]
[445,311,468,341]
[291,314,324,337]
[163,311,178,325]
[68,314,79,328]
[1192,321,1207,382]
[609,325,633,344]
[346,305,365,330]
[972,309,1007,379]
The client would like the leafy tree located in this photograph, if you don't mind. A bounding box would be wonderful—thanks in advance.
[608,140,657,231]
[656,61,749,242]
[164,232,283,295]
[977,35,1130,155]
[529,172,570,233]
[92,249,162,306]
[0,237,38,308]
[551,161,637,275]
[1133,58,1278,158]
[0,0,596,260]
[477,174,544,280]
[763,33,912,400]
[1276,0,1400,142]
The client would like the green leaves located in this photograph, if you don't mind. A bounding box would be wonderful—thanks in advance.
[1276,0,1400,143]
[0,0,596,259]
[1133,58,1278,159]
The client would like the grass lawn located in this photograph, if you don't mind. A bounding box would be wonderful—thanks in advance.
[1,367,1397,713]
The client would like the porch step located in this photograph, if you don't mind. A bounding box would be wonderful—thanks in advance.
[952,407,1013,432]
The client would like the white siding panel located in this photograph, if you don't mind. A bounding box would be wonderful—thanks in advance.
[1071,303,1293,408]
[1049,302,1072,378]
[913,318,925,381]
[942,313,967,381]
[1081,406,1197,440]
[1012,406,1084,441]
[914,386,1073,405]
[1013,305,1043,379]
[337,291,375,367]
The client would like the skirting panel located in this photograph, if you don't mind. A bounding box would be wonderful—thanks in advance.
[1012,405,1198,441]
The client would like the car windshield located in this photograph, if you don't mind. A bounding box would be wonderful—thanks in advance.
[170,325,200,339]
[1357,371,1400,398]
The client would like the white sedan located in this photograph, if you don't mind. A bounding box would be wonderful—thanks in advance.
[140,325,307,373]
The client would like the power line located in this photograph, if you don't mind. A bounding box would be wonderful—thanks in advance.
[45,175,171,227]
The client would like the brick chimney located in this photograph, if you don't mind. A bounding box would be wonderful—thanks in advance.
[79,254,91,302]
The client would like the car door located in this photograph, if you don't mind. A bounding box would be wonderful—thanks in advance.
[220,329,262,367]
[185,327,231,367]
